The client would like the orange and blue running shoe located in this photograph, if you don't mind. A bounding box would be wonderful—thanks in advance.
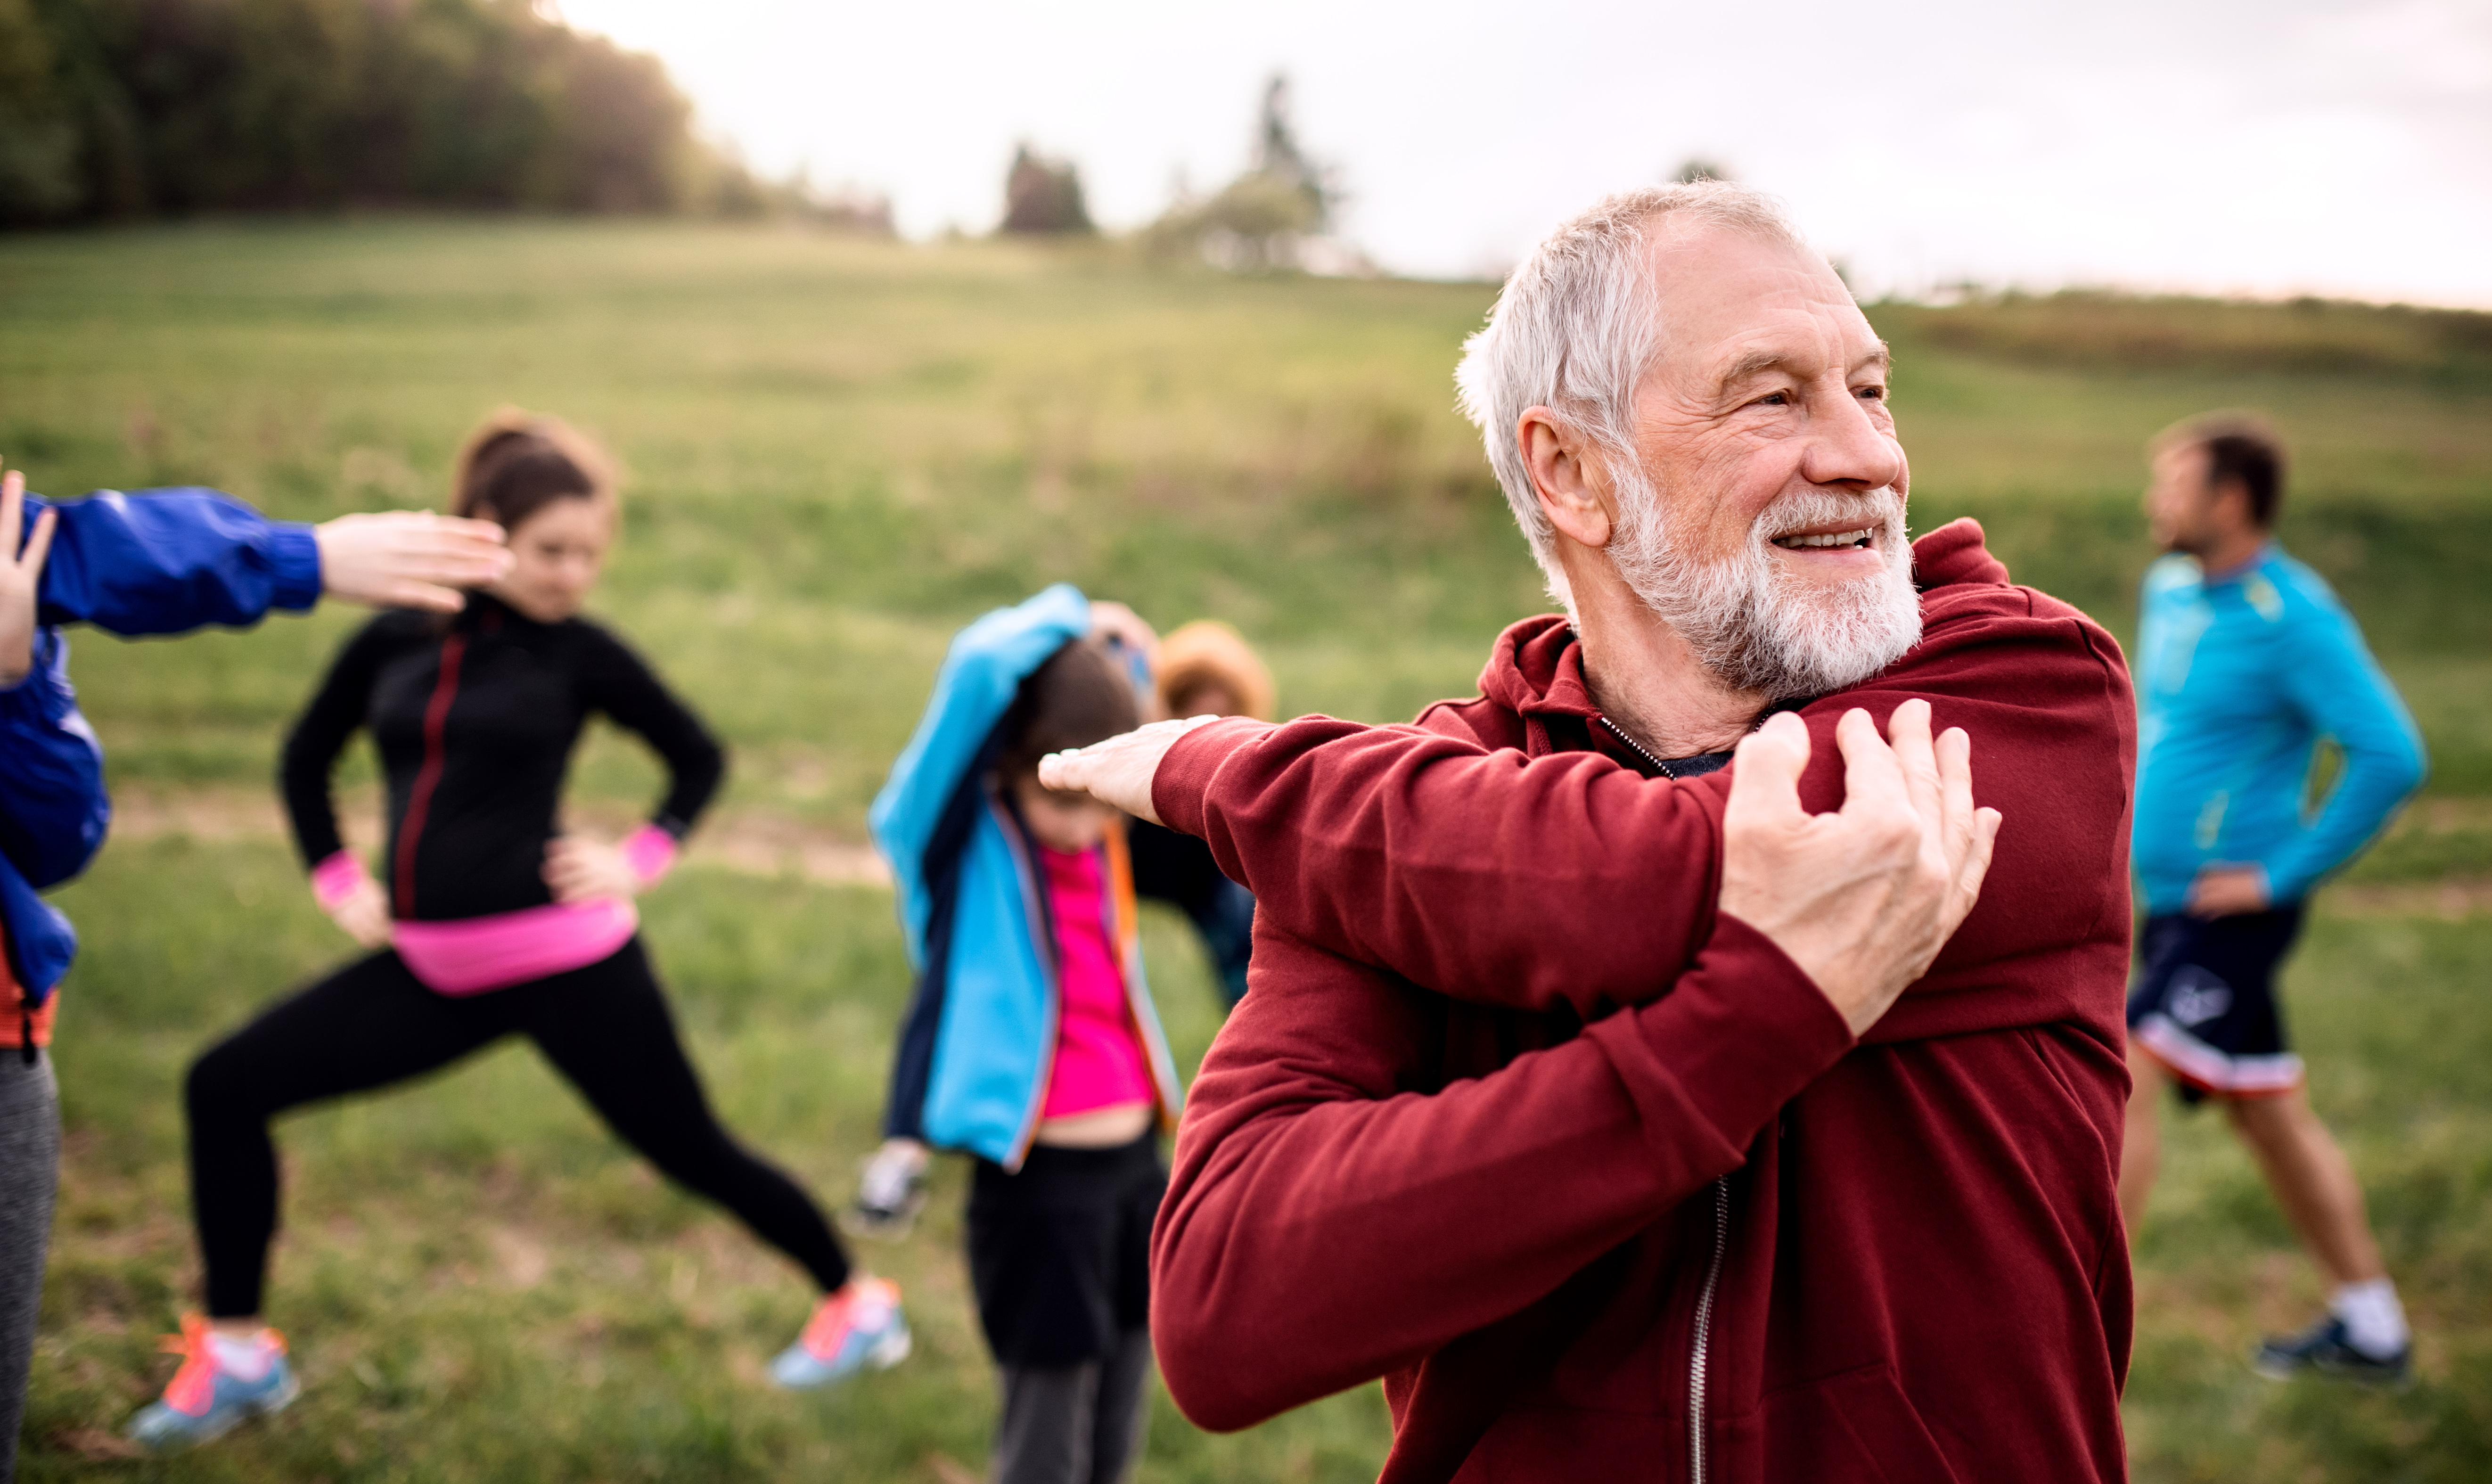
[126,1316,299,1451]
[770,1276,910,1389]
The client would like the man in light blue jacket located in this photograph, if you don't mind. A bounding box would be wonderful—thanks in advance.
[2117,415,2426,1386]
[0,467,505,1476]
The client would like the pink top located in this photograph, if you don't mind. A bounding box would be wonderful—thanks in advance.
[311,827,679,996]
[1038,844,1155,1120]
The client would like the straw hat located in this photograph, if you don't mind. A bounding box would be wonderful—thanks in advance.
[1156,620,1275,722]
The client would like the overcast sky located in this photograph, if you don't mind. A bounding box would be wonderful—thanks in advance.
[558,0,2492,305]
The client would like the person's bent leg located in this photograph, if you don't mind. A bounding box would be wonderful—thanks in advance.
[0,1048,60,1484]
[133,951,514,1451]
[186,951,510,1320]
[521,941,853,1293]
[994,1360,1101,1484]
[2119,1045,2168,1236]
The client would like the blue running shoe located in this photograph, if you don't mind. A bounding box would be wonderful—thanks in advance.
[771,1277,910,1388]
[126,1317,301,1451]
[2254,1315,2412,1386]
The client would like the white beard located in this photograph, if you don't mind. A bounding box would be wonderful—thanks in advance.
[1608,476,1922,700]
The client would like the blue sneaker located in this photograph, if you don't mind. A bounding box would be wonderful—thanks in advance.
[771,1277,910,1388]
[126,1317,301,1451]
[2254,1315,2412,1386]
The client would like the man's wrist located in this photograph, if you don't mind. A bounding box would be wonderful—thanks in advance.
[1150,715,1271,836]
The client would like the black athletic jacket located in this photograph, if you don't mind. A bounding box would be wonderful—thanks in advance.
[281,594,724,922]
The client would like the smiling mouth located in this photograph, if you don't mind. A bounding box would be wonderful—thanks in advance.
[1771,527,1876,550]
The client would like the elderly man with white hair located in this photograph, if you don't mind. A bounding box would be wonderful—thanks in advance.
[1045,182,2136,1484]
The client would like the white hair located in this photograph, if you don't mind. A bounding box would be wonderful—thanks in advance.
[1453,182,1808,614]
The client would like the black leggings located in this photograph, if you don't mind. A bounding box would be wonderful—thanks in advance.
[185,936,849,1318]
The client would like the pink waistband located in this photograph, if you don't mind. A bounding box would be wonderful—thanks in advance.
[392,899,639,995]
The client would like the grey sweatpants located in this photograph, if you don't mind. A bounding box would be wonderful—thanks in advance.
[992,1327,1152,1484]
[0,1049,59,1484]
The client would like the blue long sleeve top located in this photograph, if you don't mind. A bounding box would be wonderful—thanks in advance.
[2,487,322,1007]
[2131,543,2425,914]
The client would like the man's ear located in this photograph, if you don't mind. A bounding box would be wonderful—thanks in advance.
[1519,407,1615,549]
[2208,475,2258,536]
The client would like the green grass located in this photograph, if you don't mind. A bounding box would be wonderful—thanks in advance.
[3,218,2489,1478]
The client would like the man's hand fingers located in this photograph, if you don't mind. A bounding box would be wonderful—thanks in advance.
[1956,806,2003,915]
[0,469,22,554]
[1035,749,1084,794]
[1833,707,1912,834]
[1935,724,1978,869]
[20,507,57,578]
[1038,716,1217,825]
[1885,699,1941,827]
[1727,709,1811,827]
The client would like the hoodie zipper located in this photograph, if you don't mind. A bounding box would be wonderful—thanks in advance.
[1601,710,1732,1481]
[393,632,468,918]
[1598,715,1673,775]
[1689,1176,1730,1484]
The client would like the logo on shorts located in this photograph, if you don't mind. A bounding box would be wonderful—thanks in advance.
[2168,967,2233,1027]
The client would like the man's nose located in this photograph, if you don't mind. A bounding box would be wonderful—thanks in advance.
[1801,383,1905,492]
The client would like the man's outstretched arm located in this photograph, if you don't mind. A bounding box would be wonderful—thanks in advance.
[1045,607,2121,1023]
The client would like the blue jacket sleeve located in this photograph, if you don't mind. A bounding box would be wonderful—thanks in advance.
[0,628,111,891]
[29,488,323,635]
[2261,588,2426,902]
[869,583,1090,965]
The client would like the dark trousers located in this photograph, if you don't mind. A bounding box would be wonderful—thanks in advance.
[969,1135,1165,1484]
[185,938,849,1318]
[0,1050,57,1484]
[994,1328,1153,1484]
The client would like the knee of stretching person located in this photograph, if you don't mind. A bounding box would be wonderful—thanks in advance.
[184,1044,260,1118]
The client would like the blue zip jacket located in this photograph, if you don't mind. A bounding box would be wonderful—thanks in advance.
[2132,543,2426,914]
[4,488,322,1007]
[870,585,1183,1170]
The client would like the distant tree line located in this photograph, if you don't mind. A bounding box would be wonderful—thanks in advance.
[0,0,790,226]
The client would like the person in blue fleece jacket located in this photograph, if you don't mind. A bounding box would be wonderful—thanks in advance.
[0,465,507,1477]
[2116,414,2427,1386]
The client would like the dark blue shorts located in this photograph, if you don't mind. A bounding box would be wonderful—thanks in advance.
[2125,908,2306,1104]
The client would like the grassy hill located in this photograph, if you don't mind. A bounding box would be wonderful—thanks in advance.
[4,220,2488,1481]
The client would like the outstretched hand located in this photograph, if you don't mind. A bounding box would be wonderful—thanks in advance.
[1718,700,2002,1037]
[316,510,512,613]
[0,469,59,685]
[1036,714,1229,824]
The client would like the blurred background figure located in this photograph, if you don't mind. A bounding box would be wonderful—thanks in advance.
[853,609,1269,1240]
[123,413,899,1454]
[1128,620,1272,1008]
[2120,412,2427,1385]
[859,588,1183,1484]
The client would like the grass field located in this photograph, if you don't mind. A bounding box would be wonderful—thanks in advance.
[3,219,2489,1481]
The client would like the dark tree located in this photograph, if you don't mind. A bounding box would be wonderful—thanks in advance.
[0,0,768,226]
[999,142,1091,234]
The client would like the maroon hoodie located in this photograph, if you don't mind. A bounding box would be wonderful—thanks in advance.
[1148,520,2136,1484]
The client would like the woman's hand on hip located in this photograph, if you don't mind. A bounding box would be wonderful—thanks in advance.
[543,834,640,903]
[324,876,393,948]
